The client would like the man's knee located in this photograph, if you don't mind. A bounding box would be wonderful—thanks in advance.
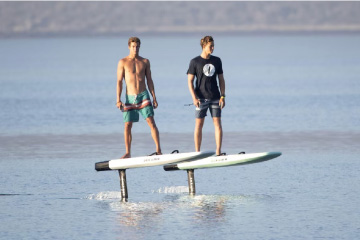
[124,122,133,130]
[195,118,205,129]
[213,117,222,127]
[146,117,157,129]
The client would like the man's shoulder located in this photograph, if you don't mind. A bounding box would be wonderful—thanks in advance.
[191,55,201,61]
[141,57,149,63]
[119,57,129,64]
[118,58,126,68]
[190,56,202,64]
[210,55,222,61]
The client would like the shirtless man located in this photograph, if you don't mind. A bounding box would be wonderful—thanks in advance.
[116,37,161,158]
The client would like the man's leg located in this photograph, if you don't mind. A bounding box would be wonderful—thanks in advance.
[213,117,222,155]
[146,116,162,154]
[194,118,205,152]
[122,121,133,158]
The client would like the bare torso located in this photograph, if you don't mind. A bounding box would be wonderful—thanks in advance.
[120,56,149,95]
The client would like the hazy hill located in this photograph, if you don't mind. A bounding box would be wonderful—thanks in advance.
[1,2,360,37]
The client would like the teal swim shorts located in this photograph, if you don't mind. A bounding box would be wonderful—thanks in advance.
[122,90,154,122]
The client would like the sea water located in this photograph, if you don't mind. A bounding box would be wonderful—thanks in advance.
[0,35,360,239]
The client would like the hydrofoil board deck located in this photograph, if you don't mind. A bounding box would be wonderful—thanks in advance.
[95,150,215,171]
[164,152,281,171]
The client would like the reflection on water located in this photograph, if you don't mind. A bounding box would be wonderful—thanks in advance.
[112,202,164,228]
[188,195,227,223]
[89,191,272,229]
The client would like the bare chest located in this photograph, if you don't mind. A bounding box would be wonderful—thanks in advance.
[124,60,146,75]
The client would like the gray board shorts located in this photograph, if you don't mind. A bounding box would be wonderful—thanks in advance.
[195,99,221,118]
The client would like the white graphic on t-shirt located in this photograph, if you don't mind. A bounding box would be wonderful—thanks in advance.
[203,64,215,77]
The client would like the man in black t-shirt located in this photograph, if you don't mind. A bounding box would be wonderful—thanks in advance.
[187,36,226,156]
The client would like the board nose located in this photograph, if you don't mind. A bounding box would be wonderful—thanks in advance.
[271,152,282,157]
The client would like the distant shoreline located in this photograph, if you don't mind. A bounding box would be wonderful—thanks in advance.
[3,2,360,39]
[2,29,360,39]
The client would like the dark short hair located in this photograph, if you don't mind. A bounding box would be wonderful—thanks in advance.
[200,36,214,48]
[128,37,141,46]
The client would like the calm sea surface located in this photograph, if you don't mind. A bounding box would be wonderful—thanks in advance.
[1,35,359,239]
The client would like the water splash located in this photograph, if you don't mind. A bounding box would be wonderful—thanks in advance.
[86,191,121,200]
[152,186,189,194]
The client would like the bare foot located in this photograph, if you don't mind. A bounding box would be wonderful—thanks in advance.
[120,153,131,159]
[149,152,162,156]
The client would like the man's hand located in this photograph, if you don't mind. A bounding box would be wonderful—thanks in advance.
[193,98,200,108]
[116,101,123,110]
[219,98,225,109]
[153,99,158,109]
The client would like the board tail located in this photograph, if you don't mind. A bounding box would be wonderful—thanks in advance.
[163,164,179,171]
[95,161,111,171]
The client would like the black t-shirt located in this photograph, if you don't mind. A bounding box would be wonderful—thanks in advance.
[187,55,223,100]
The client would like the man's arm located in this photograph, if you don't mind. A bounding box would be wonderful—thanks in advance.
[218,73,226,109]
[145,59,158,109]
[188,74,200,107]
[116,59,125,109]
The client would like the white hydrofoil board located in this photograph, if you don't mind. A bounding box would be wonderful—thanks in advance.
[95,150,215,171]
[163,152,281,171]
